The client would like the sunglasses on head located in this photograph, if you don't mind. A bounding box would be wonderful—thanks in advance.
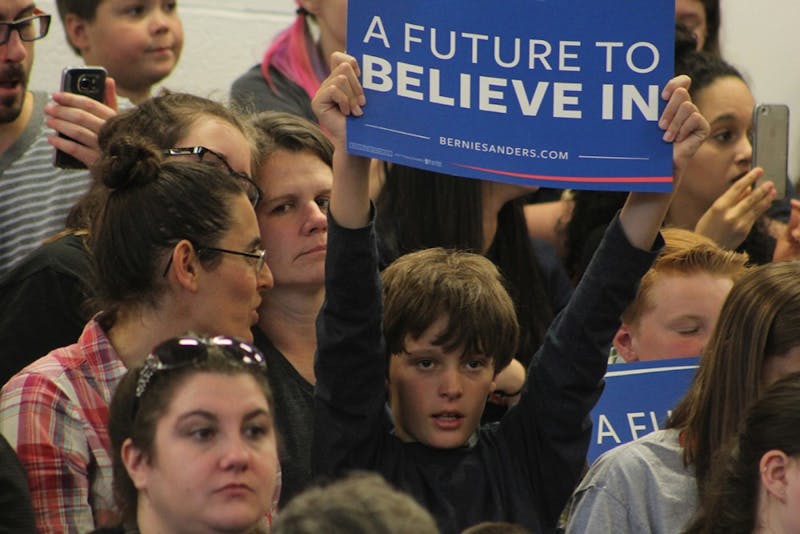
[133,335,267,418]
[162,146,263,208]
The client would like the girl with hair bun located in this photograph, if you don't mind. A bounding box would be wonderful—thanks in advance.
[0,96,273,533]
[0,92,261,384]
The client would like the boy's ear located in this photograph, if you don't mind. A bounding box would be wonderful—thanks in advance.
[760,449,790,502]
[63,13,91,53]
[613,324,639,363]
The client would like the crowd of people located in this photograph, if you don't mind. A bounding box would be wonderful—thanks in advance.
[0,1,799,533]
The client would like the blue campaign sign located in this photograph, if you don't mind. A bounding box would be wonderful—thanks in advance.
[588,357,699,463]
[346,0,676,192]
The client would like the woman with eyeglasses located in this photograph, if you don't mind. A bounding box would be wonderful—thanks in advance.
[0,101,273,532]
[0,93,262,386]
[94,335,279,534]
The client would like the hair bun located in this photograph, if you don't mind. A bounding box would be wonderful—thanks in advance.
[99,137,162,191]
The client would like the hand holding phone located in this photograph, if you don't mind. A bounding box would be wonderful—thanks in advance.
[753,103,790,199]
[53,67,107,169]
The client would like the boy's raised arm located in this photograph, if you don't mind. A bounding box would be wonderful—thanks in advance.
[619,74,709,249]
[312,52,371,228]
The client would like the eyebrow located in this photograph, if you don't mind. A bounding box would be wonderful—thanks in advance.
[14,4,36,20]
[176,410,218,424]
[243,408,272,421]
[709,113,742,126]
[175,407,271,424]
[247,237,262,250]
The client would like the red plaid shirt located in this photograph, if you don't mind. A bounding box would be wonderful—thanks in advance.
[0,319,126,532]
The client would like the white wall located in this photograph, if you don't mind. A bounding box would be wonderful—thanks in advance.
[31,0,296,100]
[30,1,800,181]
[721,2,800,182]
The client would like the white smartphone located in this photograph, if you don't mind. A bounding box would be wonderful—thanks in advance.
[752,103,790,199]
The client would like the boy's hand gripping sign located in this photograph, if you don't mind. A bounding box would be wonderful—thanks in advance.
[346,0,676,192]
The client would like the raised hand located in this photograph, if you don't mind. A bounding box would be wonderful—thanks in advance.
[312,52,365,149]
[658,75,709,188]
[312,52,370,229]
[621,75,709,250]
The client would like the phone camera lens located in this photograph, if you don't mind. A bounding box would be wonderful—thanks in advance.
[77,74,97,93]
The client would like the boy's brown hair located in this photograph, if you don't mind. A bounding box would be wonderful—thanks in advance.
[55,0,102,55]
[381,247,519,373]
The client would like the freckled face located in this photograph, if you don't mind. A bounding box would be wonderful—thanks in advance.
[625,272,733,361]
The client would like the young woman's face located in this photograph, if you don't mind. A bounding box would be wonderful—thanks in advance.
[256,149,331,289]
[128,372,279,534]
[674,76,754,222]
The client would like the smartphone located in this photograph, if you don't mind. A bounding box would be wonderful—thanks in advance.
[752,103,790,199]
[54,67,107,169]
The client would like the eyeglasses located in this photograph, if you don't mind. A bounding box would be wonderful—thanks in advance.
[161,243,267,277]
[163,146,263,208]
[198,245,267,274]
[134,335,267,417]
[0,9,51,45]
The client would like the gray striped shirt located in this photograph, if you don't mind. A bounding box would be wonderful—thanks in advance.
[0,92,91,277]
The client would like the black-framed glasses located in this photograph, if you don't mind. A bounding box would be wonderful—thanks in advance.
[163,146,263,208]
[199,245,267,274]
[0,9,51,45]
[134,335,268,417]
[161,243,267,277]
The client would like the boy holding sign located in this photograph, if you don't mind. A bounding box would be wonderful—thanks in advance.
[310,52,708,533]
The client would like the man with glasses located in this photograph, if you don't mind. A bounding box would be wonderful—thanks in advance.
[0,2,94,277]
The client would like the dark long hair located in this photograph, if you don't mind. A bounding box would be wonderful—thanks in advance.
[666,262,800,495]
[376,165,553,366]
[683,372,800,534]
